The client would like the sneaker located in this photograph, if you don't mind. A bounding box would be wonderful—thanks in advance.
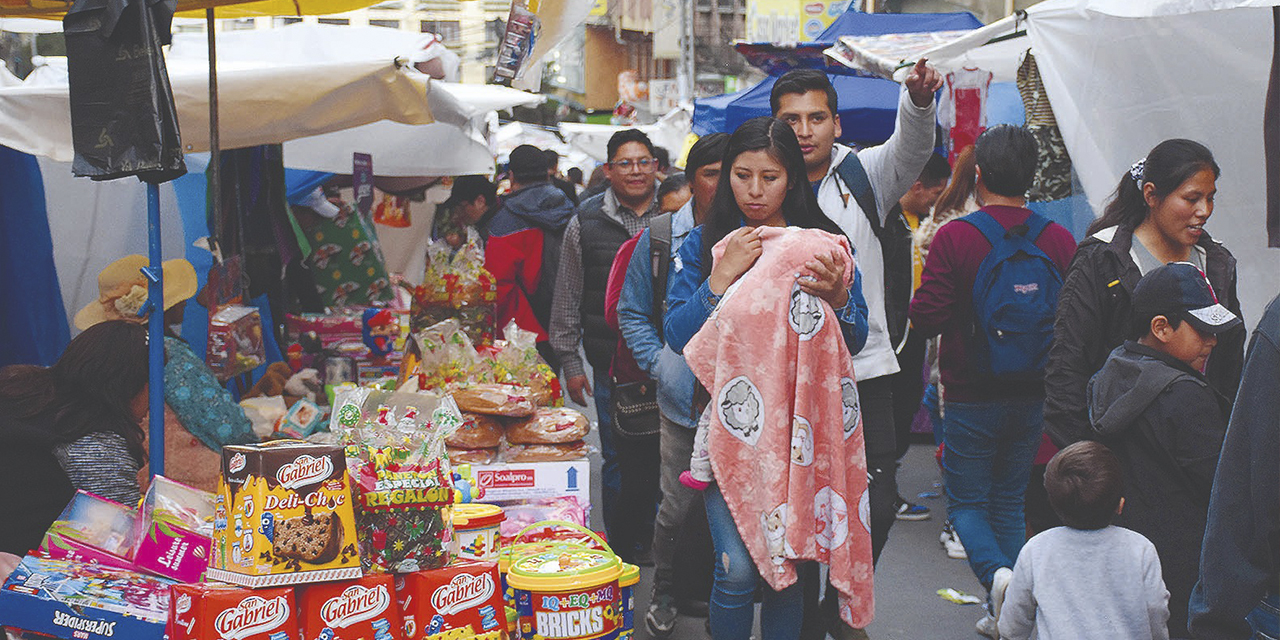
[895,498,931,521]
[991,567,1014,627]
[940,522,968,560]
[645,593,679,637]
[975,613,999,639]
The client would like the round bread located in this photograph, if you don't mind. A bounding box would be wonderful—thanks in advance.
[452,383,536,417]
[447,446,498,465]
[504,441,588,463]
[446,412,505,449]
[505,407,590,444]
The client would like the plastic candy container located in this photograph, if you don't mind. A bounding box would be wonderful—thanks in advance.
[618,564,639,640]
[452,504,505,562]
[508,548,624,640]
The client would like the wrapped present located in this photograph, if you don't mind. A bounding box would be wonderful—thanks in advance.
[168,583,299,640]
[299,574,403,640]
[331,387,462,574]
[207,305,266,381]
[132,476,214,583]
[0,557,173,640]
[208,442,362,587]
[307,202,395,308]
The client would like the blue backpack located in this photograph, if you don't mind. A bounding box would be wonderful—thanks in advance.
[961,210,1063,379]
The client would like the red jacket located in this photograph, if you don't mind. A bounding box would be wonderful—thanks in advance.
[485,227,546,340]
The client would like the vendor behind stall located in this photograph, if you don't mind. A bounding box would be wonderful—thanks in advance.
[74,255,258,491]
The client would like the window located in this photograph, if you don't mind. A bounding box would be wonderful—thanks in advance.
[371,0,403,8]
[274,16,303,26]
[225,18,256,30]
[318,17,351,25]
[369,19,401,28]
[419,19,461,43]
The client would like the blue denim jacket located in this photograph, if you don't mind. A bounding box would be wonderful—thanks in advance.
[616,205,702,428]
[663,224,870,359]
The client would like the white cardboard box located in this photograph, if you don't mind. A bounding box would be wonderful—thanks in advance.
[470,460,590,505]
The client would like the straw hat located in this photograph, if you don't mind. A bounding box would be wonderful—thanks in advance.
[74,255,199,330]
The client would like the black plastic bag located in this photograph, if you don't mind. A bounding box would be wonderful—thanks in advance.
[64,0,186,184]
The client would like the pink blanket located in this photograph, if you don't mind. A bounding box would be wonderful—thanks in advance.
[685,226,874,628]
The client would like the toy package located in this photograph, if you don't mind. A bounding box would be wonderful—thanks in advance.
[207,305,266,381]
[0,556,173,640]
[38,491,136,569]
[331,387,463,573]
[278,399,327,439]
[132,475,214,582]
[394,561,507,640]
[168,583,299,640]
[299,574,403,640]
[209,442,362,587]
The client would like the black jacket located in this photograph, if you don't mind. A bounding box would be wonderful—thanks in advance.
[882,203,915,350]
[1189,293,1280,640]
[1044,225,1244,448]
[0,416,76,555]
[1089,341,1227,638]
[576,194,635,372]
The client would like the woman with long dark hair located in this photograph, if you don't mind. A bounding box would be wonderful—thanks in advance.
[1044,139,1245,448]
[663,117,871,640]
[0,320,149,559]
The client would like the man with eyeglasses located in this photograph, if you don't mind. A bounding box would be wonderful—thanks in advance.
[550,129,663,563]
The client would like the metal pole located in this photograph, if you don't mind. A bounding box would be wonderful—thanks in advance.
[145,183,165,476]
[678,0,694,103]
[207,9,222,256]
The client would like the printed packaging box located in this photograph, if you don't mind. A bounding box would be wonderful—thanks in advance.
[37,491,136,566]
[394,561,506,640]
[299,574,403,640]
[0,556,173,640]
[168,583,299,640]
[210,441,362,587]
[471,460,590,506]
[133,475,214,583]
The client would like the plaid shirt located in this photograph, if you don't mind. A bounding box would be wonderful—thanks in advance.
[550,187,661,380]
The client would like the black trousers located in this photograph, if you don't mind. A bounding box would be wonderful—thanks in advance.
[890,331,928,462]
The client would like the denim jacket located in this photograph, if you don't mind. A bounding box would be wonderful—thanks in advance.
[663,224,870,360]
[616,205,702,428]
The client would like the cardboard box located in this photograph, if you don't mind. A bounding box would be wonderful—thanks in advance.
[40,491,136,557]
[209,442,362,587]
[0,556,173,640]
[471,461,590,505]
[168,583,299,640]
[208,305,266,381]
[132,475,214,583]
[394,561,506,640]
[299,574,403,640]
[38,533,138,572]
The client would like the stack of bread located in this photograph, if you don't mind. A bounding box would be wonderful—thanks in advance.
[446,383,590,464]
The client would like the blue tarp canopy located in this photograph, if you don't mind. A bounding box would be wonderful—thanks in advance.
[695,10,983,142]
[734,10,984,77]
[692,73,904,145]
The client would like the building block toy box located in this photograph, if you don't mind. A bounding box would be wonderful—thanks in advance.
[0,556,173,640]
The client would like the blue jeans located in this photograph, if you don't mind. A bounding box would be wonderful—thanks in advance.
[594,370,621,544]
[1249,593,1279,639]
[923,382,943,446]
[706,484,804,640]
[942,399,1043,589]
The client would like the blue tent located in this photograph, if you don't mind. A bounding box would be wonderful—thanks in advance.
[694,10,983,143]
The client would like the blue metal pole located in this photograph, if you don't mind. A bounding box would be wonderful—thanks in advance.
[144,183,165,477]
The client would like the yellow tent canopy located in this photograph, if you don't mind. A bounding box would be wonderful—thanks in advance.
[0,0,380,20]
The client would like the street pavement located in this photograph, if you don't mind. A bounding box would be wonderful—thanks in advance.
[573,392,994,640]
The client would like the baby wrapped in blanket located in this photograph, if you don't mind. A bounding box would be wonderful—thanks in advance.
[682,225,875,628]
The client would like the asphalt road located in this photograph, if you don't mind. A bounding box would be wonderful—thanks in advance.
[573,391,994,640]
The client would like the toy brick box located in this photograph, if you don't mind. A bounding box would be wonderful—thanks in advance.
[168,583,299,640]
[132,475,214,583]
[209,441,362,587]
[0,556,173,640]
[299,574,403,640]
[394,561,506,640]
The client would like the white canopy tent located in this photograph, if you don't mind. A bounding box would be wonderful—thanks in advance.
[902,0,1280,324]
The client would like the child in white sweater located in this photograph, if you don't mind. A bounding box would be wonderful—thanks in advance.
[998,441,1170,640]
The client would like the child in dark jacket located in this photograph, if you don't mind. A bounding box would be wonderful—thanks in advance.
[1087,262,1242,638]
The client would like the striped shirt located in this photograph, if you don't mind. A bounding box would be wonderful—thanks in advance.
[55,431,141,506]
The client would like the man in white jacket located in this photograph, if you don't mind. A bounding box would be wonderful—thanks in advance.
[771,62,941,638]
